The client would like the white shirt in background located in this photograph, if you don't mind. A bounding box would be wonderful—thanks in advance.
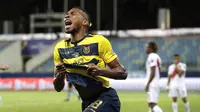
[168,62,187,87]
[146,53,162,87]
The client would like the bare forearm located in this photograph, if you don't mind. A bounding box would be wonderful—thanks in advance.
[53,73,65,92]
[99,67,127,80]
[167,76,171,85]
[147,73,155,85]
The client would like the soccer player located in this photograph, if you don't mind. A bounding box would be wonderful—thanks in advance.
[53,7,127,112]
[0,64,9,71]
[166,54,190,112]
[0,64,8,101]
[65,82,80,101]
[145,42,163,112]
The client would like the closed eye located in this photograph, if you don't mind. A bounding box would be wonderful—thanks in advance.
[71,11,77,15]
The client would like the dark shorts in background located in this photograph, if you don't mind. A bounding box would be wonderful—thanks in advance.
[82,88,120,112]
[68,82,73,88]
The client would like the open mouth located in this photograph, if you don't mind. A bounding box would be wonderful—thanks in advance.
[65,20,72,26]
[65,20,72,31]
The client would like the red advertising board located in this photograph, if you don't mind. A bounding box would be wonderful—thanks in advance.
[0,78,55,91]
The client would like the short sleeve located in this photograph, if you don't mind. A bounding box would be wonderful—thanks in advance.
[99,36,117,64]
[148,55,157,67]
[53,44,62,66]
[168,66,173,76]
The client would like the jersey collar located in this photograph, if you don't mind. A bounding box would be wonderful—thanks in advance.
[71,34,91,45]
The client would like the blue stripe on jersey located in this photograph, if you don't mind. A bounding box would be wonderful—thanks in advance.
[64,58,99,70]
[65,72,102,88]
[58,43,99,59]
[64,64,88,70]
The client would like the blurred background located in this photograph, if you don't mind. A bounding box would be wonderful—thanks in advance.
[0,0,200,112]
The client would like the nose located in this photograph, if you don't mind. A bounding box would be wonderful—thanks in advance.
[66,14,70,18]
[64,14,69,22]
[66,12,71,18]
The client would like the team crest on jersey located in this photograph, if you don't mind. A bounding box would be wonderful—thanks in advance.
[83,45,90,54]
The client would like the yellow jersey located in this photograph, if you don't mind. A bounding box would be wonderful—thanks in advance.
[53,34,117,88]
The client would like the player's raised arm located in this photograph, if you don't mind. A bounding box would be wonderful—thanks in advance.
[87,36,127,80]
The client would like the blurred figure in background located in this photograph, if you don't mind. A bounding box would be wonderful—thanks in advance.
[65,82,80,101]
[0,64,9,71]
[145,42,163,112]
[167,54,190,112]
[0,64,9,102]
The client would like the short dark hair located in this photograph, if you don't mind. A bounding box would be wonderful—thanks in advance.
[174,54,180,57]
[148,41,158,53]
[72,6,91,27]
[73,6,89,16]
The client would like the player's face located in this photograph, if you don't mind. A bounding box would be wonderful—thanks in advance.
[174,56,180,64]
[64,8,85,33]
[145,44,151,54]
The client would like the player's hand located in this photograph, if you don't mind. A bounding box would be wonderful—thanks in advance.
[1,64,9,70]
[87,63,101,76]
[55,62,66,78]
[145,83,150,92]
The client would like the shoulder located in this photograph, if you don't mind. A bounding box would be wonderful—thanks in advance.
[168,64,174,69]
[148,53,158,59]
[180,62,187,67]
[89,35,112,47]
[91,34,109,42]
[54,39,67,49]
[91,34,105,38]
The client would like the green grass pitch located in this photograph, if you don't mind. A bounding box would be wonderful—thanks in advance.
[0,91,199,112]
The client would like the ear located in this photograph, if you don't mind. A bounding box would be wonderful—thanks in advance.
[82,20,89,26]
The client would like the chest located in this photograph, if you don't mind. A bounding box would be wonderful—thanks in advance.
[171,64,183,71]
[58,43,99,59]
[58,43,102,66]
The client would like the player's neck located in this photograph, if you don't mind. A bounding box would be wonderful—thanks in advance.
[71,28,87,43]
[148,52,153,55]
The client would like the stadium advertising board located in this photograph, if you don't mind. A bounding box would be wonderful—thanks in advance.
[110,78,200,91]
[0,78,200,91]
[0,78,55,91]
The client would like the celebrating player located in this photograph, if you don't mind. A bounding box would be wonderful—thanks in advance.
[53,7,127,112]
[65,82,80,101]
[145,42,163,112]
[167,54,190,112]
